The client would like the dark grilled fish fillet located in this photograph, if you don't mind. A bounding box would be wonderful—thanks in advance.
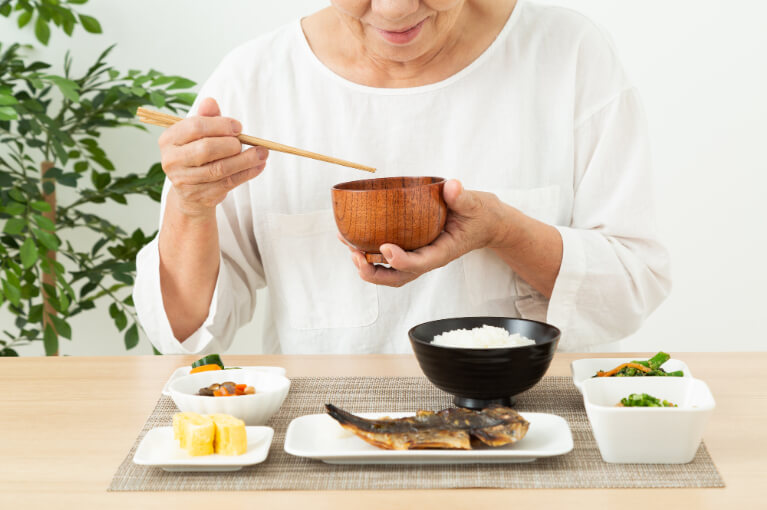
[325,404,529,450]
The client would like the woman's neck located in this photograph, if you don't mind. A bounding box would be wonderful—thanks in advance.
[302,0,517,89]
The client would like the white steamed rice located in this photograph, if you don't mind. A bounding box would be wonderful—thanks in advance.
[432,324,535,349]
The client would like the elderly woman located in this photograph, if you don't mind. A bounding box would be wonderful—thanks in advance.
[134,0,671,354]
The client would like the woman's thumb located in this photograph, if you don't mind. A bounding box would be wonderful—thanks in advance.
[443,179,479,214]
[198,97,221,117]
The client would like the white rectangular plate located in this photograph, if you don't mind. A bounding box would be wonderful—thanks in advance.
[284,412,573,464]
[571,357,691,394]
[161,366,286,396]
[133,426,274,472]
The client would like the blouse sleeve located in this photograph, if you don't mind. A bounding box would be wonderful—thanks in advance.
[133,55,266,355]
[546,25,672,350]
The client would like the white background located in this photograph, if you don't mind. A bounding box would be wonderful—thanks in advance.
[2,1,765,355]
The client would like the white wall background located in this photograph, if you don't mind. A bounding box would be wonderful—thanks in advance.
[2,0,765,355]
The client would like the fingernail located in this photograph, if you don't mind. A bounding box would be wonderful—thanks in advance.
[230,119,242,134]
[257,147,268,159]
[381,246,393,261]
[351,254,360,269]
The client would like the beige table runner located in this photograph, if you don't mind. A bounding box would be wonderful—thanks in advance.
[109,376,724,490]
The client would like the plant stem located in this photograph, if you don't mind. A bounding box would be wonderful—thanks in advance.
[40,160,58,356]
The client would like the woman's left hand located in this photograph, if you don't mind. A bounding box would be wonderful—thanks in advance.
[340,179,509,287]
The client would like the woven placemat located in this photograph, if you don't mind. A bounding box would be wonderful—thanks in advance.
[109,376,724,490]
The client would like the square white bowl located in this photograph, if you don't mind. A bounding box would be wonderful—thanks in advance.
[571,357,691,394]
[582,377,715,464]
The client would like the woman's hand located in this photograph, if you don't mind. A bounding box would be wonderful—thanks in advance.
[342,179,563,297]
[158,97,269,218]
[341,179,511,288]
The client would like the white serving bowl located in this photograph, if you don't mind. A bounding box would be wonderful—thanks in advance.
[582,377,715,464]
[570,357,691,394]
[168,369,290,425]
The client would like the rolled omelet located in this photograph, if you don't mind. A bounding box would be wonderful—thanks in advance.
[172,412,215,456]
[210,414,247,456]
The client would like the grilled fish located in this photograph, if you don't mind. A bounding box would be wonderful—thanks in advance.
[325,404,529,450]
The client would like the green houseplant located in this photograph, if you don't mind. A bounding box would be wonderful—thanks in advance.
[0,0,196,355]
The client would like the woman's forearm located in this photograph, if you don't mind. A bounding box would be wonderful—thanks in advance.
[489,203,563,299]
[158,188,221,341]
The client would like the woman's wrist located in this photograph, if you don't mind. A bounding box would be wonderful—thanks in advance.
[485,198,522,251]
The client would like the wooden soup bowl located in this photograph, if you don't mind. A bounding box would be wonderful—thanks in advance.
[332,176,447,263]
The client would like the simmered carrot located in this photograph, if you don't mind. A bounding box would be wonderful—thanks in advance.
[190,364,222,374]
[596,362,652,377]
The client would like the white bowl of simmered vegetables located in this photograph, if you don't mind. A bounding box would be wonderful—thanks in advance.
[581,376,715,463]
[168,366,290,426]
[570,352,690,394]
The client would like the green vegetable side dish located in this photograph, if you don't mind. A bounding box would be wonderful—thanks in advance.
[593,352,684,378]
[190,354,241,370]
[618,393,677,408]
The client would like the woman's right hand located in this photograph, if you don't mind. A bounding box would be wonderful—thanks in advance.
[158,97,269,218]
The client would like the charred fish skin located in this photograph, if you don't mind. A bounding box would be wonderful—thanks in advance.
[324,404,529,450]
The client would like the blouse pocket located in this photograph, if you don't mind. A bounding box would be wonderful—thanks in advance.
[264,209,378,330]
[462,186,561,307]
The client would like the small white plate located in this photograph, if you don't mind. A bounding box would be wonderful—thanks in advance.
[571,357,691,394]
[284,412,573,464]
[133,426,274,472]
[161,366,286,396]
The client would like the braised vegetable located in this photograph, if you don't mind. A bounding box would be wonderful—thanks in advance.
[191,354,225,370]
[594,352,683,378]
[190,363,222,374]
[617,393,677,407]
[198,381,255,397]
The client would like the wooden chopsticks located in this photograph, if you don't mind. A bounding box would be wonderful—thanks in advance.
[136,107,376,173]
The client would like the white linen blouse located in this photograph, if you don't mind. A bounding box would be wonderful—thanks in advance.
[133,1,671,355]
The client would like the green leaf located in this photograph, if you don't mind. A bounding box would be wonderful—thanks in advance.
[49,315,72,340]
[32,214,55,231]
[91,171,111,189]
[109,302,127,331]
[168,77,196,90]
[0,94,18,106]
[20,237,38,269]
[0,106,17,120]
[2,279,21,307]
[0,2,11,17]
[74,160,88,172]
[43,323,58,356]
[35,14,51,45]
[0,348,19,357]
[44,75,80,102]
[149,91,165,108]
[124,323,138,350]
[113,272,133,285]
[17,9,32,28]
[78,14,101,33]
[3,218,26,235]
[31,200,52,212]
[2,202,25,215]
[32,228,59,251]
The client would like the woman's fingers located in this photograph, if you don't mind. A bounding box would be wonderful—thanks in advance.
[222,163,268,190]
[160,115,242,147]
[351,251,417,287]
[169,146,268,185]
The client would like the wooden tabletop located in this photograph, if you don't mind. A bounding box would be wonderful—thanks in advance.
[1,352,764,509]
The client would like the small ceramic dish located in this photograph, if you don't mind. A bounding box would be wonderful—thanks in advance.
[570,357,691,394]
[582,377,715,464]
[133,426,273,472]
[168,369,290,425]
[162,365,286,396]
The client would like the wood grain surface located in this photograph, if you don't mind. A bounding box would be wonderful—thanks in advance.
[1,352,764,509]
